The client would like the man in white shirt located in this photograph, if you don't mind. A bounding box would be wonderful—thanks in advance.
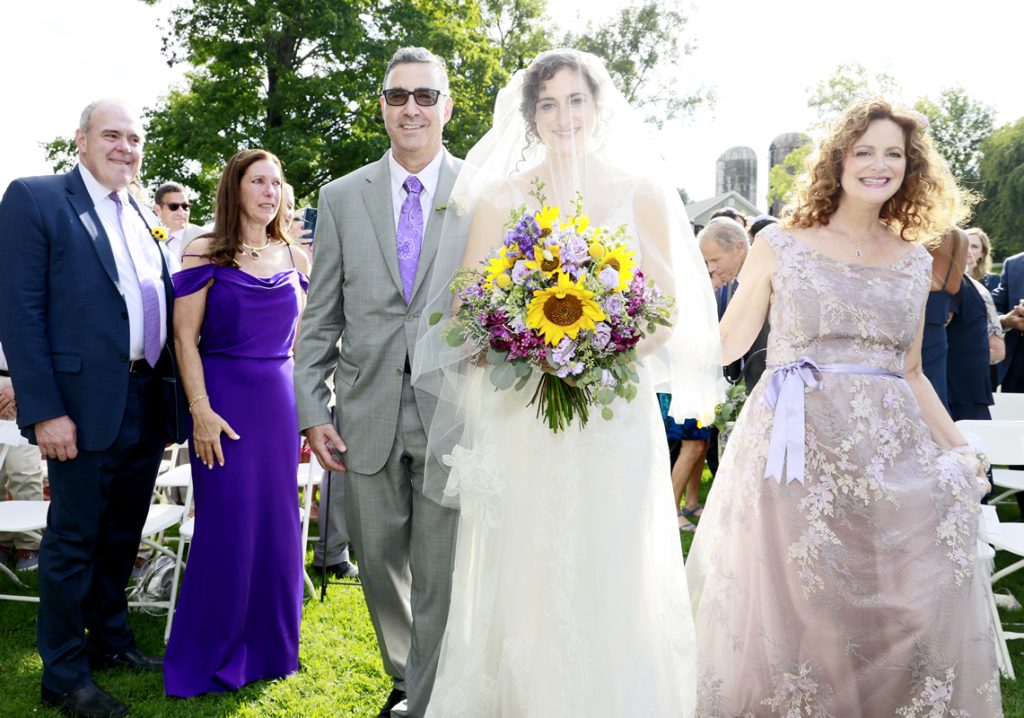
[294,47,461,718]
[0,99,187,718]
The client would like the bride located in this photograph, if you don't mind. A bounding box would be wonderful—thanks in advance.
[414,50,721,716]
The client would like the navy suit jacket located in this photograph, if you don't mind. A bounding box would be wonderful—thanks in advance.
[990,252,1024,387]
[0,166,187,450]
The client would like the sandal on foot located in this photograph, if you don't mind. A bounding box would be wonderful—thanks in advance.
[679,504,703,521]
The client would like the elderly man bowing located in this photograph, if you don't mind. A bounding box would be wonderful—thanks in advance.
[294,48,461,718]
[0,99,186,718]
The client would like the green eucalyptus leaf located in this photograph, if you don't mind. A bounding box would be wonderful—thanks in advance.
[490,362,516,390]
[428,311,444,326]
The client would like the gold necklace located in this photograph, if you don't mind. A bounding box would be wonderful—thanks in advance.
[240,237,273,259]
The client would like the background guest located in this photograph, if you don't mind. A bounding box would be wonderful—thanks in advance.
[164,149,310,697]
[967,227,1000,293]
[923,230,967,408]
[946,227,998,420]
[0,340,45,572]
[154,182,205,261]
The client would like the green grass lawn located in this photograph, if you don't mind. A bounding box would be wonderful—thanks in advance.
[4,480,1024,716]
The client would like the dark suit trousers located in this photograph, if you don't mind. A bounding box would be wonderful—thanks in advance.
[38,372,165,692]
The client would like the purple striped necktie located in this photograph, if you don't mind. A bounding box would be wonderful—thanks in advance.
[109,191,162,367]
[397,175,424,304]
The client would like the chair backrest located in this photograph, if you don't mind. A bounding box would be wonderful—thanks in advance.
[154,463,192,489]
[990,393,1024,421]
[955,419,1024,465]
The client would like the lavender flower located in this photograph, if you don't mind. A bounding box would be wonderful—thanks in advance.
[511,260,530,285]
[549,337,577,366]
[556,361,585,379]
[561,235,589,265]
[591,322,612,351]
[599,369,616,388]
[603,295,624,316]
[598,266,619,290]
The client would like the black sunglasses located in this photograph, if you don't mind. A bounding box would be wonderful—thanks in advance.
[382,88,445,107]
[163,202,190,211]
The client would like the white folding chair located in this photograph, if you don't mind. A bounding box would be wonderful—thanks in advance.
[957,420,1024,679]
[956,419,1024,505]
[157,441,189,476]
[298,456,324,599]
[0,500,47,595]
[991,392,1024,422]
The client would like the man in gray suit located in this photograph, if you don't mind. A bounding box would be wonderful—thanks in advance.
[294,47,461,718]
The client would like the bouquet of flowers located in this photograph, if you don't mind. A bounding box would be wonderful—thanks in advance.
[431,182,675,432]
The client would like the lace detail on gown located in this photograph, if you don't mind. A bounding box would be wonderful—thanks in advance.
[687,224,1002,717]
[426,200,696,717]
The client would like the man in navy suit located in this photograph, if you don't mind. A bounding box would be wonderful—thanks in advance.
[0,99,186,718]
[990,252,1024,391]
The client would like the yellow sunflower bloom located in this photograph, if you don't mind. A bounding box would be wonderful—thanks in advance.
[560,214,590,234]
[524,244,563,277]
[484,246,515,289]
[597,245,637,292]
[526,271,606,346]
[535,205,560,233]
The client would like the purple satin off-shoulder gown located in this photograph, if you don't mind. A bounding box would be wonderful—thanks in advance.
[164,263,307,698]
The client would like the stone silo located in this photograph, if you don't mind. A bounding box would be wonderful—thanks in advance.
[715,146,757,205]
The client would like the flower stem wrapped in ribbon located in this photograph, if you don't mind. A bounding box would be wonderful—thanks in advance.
[430,181,674,432]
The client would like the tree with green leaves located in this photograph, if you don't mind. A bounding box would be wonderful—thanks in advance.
[766,142,811,214]
[914,87,995,186]
[806,62,900,124]
[124,0,525,219]
[562,0,711,128]
[974,118,1024,258]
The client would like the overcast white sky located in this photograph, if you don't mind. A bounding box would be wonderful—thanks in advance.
[2,0,1020,210]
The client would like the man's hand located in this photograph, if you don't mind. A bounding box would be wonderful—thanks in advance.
[35,415,78,461]
[305,423,348,472]
[0,386,15,420]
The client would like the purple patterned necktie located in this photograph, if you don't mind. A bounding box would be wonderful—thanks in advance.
[109,191,162,367]
[397,175,424,304]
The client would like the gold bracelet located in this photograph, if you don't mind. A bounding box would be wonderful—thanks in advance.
[188,394,209,413]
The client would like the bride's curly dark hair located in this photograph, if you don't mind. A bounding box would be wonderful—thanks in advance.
[520,50,602,145]
[785,97,971,244]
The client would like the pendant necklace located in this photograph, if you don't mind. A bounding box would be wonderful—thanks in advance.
[241,237,272,259]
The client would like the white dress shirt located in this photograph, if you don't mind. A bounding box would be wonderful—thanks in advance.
[388,149,444,235]
[78,164,169,360]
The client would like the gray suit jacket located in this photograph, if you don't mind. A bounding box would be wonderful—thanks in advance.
[294,150,462,476]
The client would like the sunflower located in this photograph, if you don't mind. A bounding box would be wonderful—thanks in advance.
[484,246,515,289]
[534,205,560,234]
[596,245,637,292]
[524,243,563,277]
[526,271,606,346]
[561,213,589,234]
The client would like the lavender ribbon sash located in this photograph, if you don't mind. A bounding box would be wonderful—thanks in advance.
[762,356,903,485]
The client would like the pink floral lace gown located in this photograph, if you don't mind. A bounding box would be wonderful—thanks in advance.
[687,225,1002,717]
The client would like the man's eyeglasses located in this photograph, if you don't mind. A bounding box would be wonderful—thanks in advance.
[163,202,190,211]
[382,88,445,107]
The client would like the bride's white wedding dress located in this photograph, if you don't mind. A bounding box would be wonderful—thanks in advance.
[425,203,697,718]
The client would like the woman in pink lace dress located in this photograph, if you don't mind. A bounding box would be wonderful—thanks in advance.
[687,99,1002,716]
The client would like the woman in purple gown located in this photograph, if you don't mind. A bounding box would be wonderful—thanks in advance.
[164,149,311,697]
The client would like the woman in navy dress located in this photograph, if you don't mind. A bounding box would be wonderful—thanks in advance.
[947,228,996,420]
[922,229,966,408]
[164,149,311,697]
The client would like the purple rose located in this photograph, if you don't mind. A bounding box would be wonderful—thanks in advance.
[549,337,577,366]
[511,260,530,285]
[561,236,589,265]
[591,322,612,351]
[600,369,616,388]
[598,266,619,290]
[603,295,624,316]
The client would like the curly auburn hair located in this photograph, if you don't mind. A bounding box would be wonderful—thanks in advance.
[785,97,970,244]
[204,149,291,267]
[520,50,601,145]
